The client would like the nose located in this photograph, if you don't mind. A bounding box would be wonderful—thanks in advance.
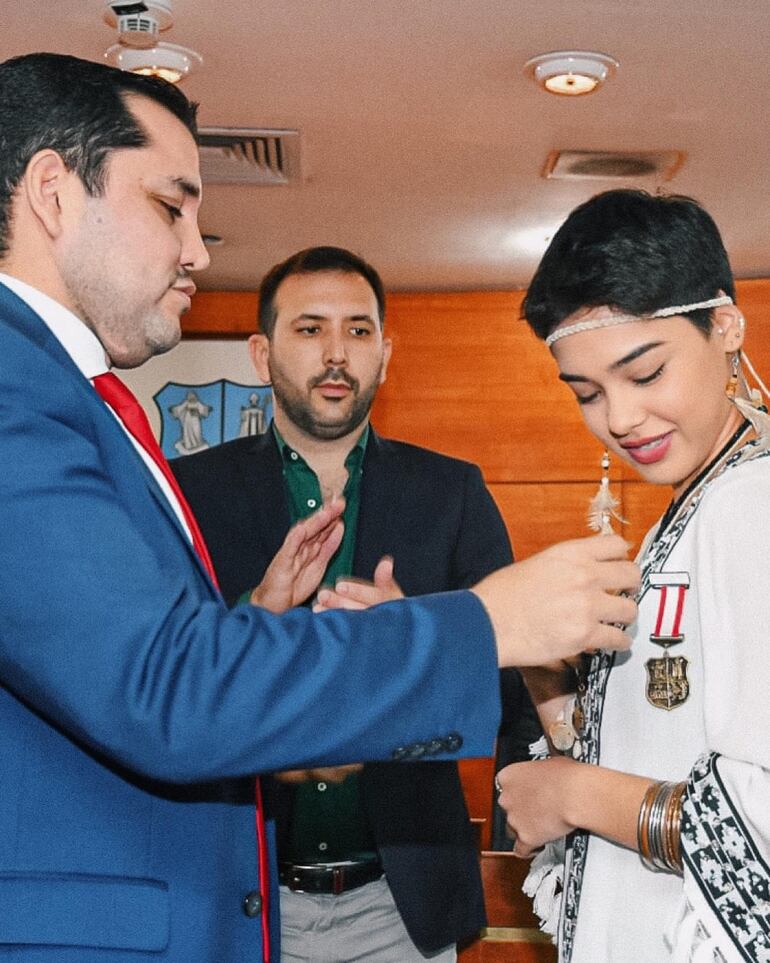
[606,387,645,439]
[323,326,347,366]
[180,219,210,273]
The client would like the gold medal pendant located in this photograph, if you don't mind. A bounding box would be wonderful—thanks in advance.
[646,572,691,710]
[645,652,690,710]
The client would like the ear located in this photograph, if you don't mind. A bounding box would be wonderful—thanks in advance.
[21,150,77,240]
[712,302,745,354]
[248,333,271,383]
[378,336,393,385]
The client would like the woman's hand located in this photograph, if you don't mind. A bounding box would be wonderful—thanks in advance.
[496,756,579,857]
[497,757,657,856]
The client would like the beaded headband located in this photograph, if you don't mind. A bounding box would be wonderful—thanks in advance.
[544,295,734,348]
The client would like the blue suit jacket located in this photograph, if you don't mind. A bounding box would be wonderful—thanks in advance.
[0,282,501,962]
[173,429,519,952]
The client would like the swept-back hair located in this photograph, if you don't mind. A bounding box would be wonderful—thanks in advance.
[0,52,198,256]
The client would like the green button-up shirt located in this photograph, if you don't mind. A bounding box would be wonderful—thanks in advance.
[274,423,376,863]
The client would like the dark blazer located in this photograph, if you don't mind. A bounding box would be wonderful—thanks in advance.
[0,282,502,963]
[173,428,514,952]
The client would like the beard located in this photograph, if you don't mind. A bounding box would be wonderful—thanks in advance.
[269,361,382,440]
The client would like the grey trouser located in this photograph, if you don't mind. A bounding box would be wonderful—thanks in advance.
[279,876,457,962]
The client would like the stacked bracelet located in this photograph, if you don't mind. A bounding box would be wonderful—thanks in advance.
[637,780,686,876]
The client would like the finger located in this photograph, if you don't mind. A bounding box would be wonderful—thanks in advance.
[512,840,537,860]
[373,555,394,587]
[324,493,346,516]
[598,560,641,594]
[312,520,344,569]
[587,623,634,652]
[295,501,345,543]
[334,579,385,607]
[313,589,367,611]
[596,593,638,626]
[563,533,632,561]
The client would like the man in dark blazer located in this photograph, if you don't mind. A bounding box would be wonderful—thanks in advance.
[0,52,639,963]
[173,247,538,960]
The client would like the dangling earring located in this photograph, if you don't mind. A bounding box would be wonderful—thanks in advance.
[726,348,770,447]
[588,450,625,534]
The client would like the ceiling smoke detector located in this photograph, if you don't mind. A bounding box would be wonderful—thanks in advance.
[103,1,202,83]
[525,50,618,96]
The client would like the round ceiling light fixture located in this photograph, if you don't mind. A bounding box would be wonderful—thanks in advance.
[103,0,202,83]
[105,41,202,83]
[524,50,619,96]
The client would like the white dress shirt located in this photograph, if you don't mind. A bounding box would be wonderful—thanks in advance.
[0,272,191,539]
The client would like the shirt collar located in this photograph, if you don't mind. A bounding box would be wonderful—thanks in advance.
[273,421,370,470]
[0,273,110,379]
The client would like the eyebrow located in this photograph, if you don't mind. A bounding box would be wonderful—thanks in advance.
[168,176,201,199]
[293,313,376,323]
[558,341,665,383]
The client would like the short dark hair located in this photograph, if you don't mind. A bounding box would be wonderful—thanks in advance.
[0,52,198,256]
[523,189,736,341]
[258,246,386,337]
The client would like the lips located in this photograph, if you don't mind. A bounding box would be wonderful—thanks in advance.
[620,432,673,465]
[316,381,351,398]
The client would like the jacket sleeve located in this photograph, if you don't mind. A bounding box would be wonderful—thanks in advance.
[0,368,501,786]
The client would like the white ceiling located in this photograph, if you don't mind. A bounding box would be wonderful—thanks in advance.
[4,0,770,292]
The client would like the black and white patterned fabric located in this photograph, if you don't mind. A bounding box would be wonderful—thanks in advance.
[682,753,770,962]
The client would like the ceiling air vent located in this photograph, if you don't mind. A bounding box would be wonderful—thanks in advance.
[544,150,685,181]
[197,128,300,185]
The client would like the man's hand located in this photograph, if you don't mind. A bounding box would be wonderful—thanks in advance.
[472,534,639,667]
[313,555,403,612]
[273,764,364,784]
[249,498,345,613]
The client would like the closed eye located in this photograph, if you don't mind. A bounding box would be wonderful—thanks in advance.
[158,199,183,221]
[633,364,664,386]
[575,390,600,406]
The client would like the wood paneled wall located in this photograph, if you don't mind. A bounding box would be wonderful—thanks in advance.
[183,279,770,558]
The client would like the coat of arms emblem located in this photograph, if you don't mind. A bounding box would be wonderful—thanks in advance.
[645,655,690,710]
[154,380,273,460]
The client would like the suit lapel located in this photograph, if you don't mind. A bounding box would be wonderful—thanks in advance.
[353,430,404,579]
[0,281,213,586]
[240,431,292,566]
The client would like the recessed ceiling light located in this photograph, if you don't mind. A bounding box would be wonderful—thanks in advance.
[104,41,202,83]
[524,50,619,97]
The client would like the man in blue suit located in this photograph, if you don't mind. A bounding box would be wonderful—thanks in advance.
[0,52,639,962]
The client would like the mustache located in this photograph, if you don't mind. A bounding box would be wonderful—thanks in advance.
[309,368,358,391]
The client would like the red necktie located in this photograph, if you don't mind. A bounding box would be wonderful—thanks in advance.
[93,371,272,959]
[93,371,219,588]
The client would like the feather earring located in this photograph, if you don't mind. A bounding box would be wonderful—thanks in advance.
[587,450,626,534]
[727,349,770,449]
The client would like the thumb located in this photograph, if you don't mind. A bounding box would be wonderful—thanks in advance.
[373,555,395,589]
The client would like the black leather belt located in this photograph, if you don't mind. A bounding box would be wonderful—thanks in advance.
[279,859,383,895]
